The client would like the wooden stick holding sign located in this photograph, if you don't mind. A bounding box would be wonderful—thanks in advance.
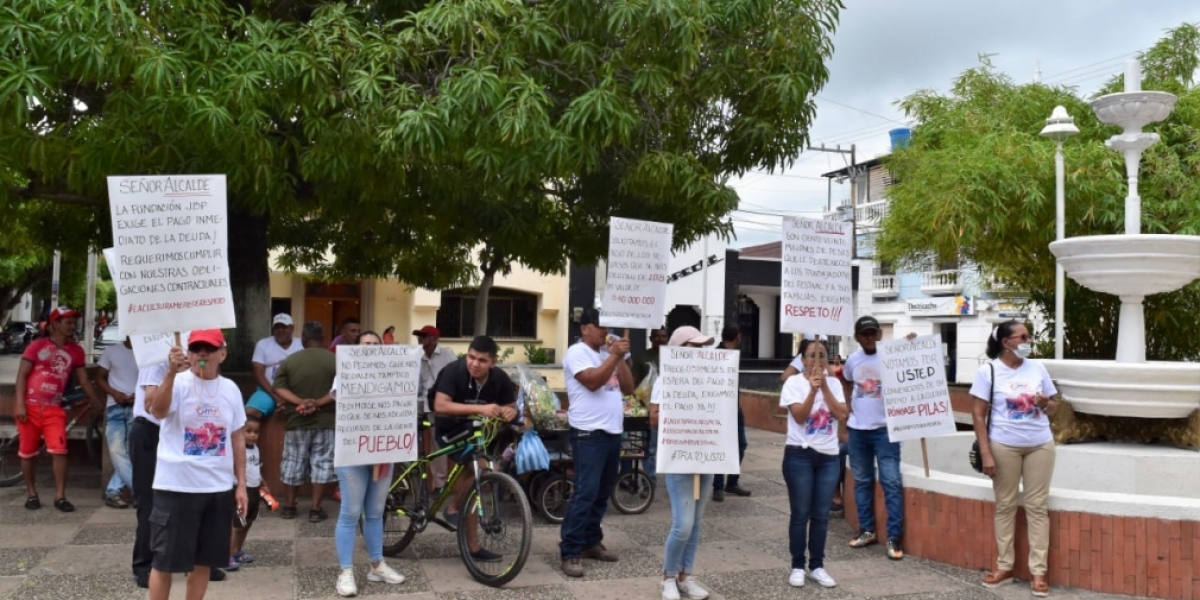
[921,439,930,477]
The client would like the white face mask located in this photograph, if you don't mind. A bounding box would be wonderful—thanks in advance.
[1012,343,1032,358]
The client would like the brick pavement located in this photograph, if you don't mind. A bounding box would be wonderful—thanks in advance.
[0,428,1144,600]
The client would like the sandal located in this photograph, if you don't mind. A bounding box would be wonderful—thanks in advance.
[982,569,1014,588]
[1031,574,1049,597]
[54,497,75,513]
[280,505,297,520]
[233,550,254,563]
[308,508,328,523]
[24,496,40,510]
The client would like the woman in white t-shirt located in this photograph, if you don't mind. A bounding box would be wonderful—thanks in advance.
[969,320,1058,597]
[779,339,848,590]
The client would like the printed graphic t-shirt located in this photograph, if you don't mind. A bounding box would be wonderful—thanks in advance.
[98,344,140,408]
[153,371,247,493]
[22,338,85,407]
[969,359,1057,448]
[780,374,844,455]
[246,445,262,488]
[842,349,888,430]
[252,336,303,386]
[563,342,624,434]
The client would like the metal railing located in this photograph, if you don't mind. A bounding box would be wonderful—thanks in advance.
[920,269,963,295]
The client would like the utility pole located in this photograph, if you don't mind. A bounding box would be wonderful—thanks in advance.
[808,144,858,259]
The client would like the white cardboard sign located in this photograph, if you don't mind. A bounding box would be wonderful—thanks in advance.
[334,344,422,468]
[102,247,191,367]
[600,217,673,329]
[878,334,957,443]
[106,175,236,336]
[655,346,740,475]
[780,217,854,336]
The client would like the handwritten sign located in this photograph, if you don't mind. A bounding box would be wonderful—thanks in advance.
[102,247,191,367]
[878,334,956,443]
[106,175,235,336]
[655,346,740,474]
[600,217,673,329]
[334,345,421,468]
[780,217,853,336]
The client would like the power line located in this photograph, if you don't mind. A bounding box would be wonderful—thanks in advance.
[1042,50,1138,82]
[743,170,828,181]
[815,95,908,126]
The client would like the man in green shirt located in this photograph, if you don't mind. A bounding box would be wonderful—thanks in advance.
[273,322,338,522]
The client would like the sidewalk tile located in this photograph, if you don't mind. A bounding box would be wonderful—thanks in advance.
[0,548,52,577]
[704,568,858,599]
[0,524,79,548]
[33,543,128,575]
[235,540,295,569]
[296,561,428,598]
[70,523,136,545]
[567,577,731,600]
[839,565,965,597]
[539,548,662,582]
[207,566,296,600]
[9,572,143,600]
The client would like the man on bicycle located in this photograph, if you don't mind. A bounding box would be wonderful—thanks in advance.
[13,306,102,512]
[431,335,518,562]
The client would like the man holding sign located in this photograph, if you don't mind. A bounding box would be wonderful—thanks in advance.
[559,308,634,578]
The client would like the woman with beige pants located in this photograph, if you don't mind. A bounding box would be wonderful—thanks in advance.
[970,320,1058,597]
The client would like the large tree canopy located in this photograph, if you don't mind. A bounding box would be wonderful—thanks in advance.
[1,0,843,352]
[876,24,1200,361]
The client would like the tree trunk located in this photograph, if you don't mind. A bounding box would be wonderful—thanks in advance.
[473,267,496,336]
[226,204,271,371]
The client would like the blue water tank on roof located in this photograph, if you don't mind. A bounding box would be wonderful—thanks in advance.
[889,128,911,150]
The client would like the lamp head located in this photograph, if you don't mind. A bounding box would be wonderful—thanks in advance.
[1039,105,1079,141]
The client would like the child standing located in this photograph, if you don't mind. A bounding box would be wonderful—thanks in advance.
[228,415,273,570]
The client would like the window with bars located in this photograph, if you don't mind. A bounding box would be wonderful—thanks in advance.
[436,288,538,338]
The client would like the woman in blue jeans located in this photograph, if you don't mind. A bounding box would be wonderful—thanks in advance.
[780,339,848,589]
[649,326,716,600]
[331,331,406,597]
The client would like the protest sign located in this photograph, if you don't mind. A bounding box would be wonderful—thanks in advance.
[106,175,235,336]
[334,344,422,468]
[780,217,853,336]
[655,346,740,475]
[600,217,673,329]
[102,247,190,367]
[878,334,956,443]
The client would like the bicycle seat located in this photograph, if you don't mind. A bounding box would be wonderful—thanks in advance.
[59,390,87,407]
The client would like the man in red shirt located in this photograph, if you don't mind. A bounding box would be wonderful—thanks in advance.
[13,306,102,511]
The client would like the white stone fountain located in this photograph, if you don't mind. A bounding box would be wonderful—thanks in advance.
[1042,60,1200,419]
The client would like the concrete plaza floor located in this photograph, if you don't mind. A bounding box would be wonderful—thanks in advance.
[0,426,1149,600]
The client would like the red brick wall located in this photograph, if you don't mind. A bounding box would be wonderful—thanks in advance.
[843,481,1199,599]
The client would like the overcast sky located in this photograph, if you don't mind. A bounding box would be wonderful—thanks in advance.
[728,0,1200,248]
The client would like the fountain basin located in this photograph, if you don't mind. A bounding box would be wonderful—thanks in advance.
[1090,91,1177,131]
[1049,234,1200,297]
[1041,359,1200,418]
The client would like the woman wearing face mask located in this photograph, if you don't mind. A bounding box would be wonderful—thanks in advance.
[970,320,1058,597]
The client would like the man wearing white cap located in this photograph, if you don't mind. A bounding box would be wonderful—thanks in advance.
[245,313,303,419]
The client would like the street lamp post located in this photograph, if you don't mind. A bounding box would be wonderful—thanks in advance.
[1040,106,1079,360]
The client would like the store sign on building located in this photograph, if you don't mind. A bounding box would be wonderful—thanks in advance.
[906,296,974,317]
[668,255,723,283]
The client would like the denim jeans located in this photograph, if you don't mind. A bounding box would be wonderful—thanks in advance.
[713,407,747,490]
[104,404,134,497]
[782,446,841,570]
[663,473,713,576]
[559,429,622,559]
[848,427,904,540]
[335,464,391,569]
[644,429,658,480]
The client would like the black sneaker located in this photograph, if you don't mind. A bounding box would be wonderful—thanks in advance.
[711,489,725,502]
[725,485,752,497]
[887,538,904,560]
[209,568,226,582]
[469,548,502,562]
[848,530,877,548]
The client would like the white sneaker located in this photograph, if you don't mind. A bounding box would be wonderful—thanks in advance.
[336,568,357,597]
[788,568,806,587]
[676,577,710,600]
[367,560,406,585]
[661,578,681,600]
[810,567,837,588]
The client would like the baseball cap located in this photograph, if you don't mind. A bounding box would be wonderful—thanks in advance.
[272,313,294,327]
[412,325,440,337]
[579,308,602,327]
[188,329,226,348]
[668,326,715,347]
[48,306,80,323]
[855,316,881,334]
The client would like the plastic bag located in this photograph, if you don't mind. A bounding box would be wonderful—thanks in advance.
[626,362,656,416]
[517,365,560,429]
[515,429,550,474]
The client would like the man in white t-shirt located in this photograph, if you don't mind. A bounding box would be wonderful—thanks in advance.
[96,337,140,509]
[558,308,634,578]
[245,313,303,418]
[147,329,247,600]
[841,316,905,561]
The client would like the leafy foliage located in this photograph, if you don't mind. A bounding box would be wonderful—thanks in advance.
[877,25,1200,361]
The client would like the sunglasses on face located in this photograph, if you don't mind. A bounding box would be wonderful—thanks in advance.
[188,343,219,353]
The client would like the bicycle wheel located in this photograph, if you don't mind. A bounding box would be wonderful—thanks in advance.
[525,471,550,508]
[610,469,654,514]
[0,430,21,487]
[381,467,424,557]
[457,471,532,587]
[536,474,572,525]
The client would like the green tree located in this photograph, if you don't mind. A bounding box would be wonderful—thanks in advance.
[877,24,1200,361]
[1,0,843,360]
